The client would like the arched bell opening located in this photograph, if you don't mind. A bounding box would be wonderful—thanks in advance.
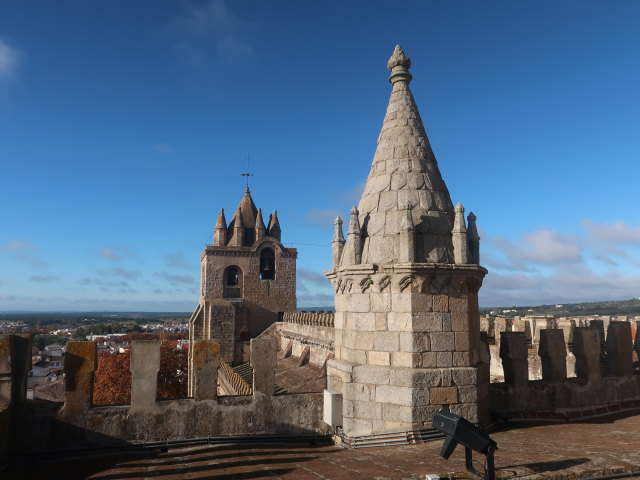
[223,265,243,298]
[259,248,275,280]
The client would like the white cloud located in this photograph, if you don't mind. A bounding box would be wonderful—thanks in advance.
[98,246,136,262]
[298,268,329,286]
[339,180,366,207]
[482,219,640,306]
[217,36,253,65]
[481,264,640,307]
[29,275,58,283]
[164,251,194,270]
[1,240,46,266]
[297,268,333,307]
[297,292,335,308]
[0,294,193,312]
[99,247,120,261]
[95,267,142,287]
[304,208,343,231]
[493,230,582,266]
[582,219,640,245]
[151,143,176,154]
[304,181,366,232]
[155,271,196,285]
[0,38,21,83]
[169,0,253,68]
[110,268,142,281]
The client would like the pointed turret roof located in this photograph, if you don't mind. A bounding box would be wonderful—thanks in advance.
[215,208,227,230]
[357,45,455,264]
[227,187,258,231]
[231,206,244,228]
[267,210,280,232]
[255,208,266,234]
[237,186,258,228]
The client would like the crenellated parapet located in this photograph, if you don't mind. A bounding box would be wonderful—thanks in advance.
[490,325,640,417]
[481,315,640,382]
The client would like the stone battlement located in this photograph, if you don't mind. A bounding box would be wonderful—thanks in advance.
[482,317,640,381]
[488,323,640,416]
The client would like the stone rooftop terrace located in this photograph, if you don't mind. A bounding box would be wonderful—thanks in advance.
[8,411,640,479]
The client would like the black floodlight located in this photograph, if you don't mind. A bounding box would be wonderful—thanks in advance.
[432,410,497,480]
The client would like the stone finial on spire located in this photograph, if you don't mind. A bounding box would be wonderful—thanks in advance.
[467,211,480,265]
[347,207,361,235]
[387,45,412,85]
[332,216,346,268]
[453,203,470,264]
[342,207,363,265]
[453,203,467,234]
[267,210,281,241]
[255,208,266,239]
[213,208,228,246]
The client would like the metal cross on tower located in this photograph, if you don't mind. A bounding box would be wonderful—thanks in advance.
[241,153,253,188]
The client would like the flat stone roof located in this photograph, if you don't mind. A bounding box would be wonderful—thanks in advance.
[7,411,640,479]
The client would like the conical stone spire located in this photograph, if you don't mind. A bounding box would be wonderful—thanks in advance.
[332,216,346,268]
[255,208,266,239]
[356,45,454,265]
[453,203,470,264]
[325,46,489,439]
[229,207,244,246]
[237,186,258,228]
[467,211,480,265]
[342,207,363,266]
[213,208,227,246]
[268,210,281,241]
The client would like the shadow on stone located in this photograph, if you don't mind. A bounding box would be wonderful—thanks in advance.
[498,457,590,474]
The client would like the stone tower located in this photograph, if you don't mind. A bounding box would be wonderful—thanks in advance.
[325,46,488,437]
[188,187,297,394]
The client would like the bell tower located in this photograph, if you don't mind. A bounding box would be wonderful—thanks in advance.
[188,187,297,394]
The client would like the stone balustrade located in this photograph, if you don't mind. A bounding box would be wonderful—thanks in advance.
[280,312,335,366]
[283,311,335,328]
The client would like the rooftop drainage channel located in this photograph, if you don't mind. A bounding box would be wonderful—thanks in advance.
[347,428,446,448]
[11,434,333,464]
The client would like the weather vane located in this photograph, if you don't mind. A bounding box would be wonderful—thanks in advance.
[241,153,253,188]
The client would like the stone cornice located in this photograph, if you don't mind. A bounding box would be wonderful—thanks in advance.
[327,263,487,278]
[202,241,298,259]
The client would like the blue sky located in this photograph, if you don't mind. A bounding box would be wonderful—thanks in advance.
[1,0,639,311]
